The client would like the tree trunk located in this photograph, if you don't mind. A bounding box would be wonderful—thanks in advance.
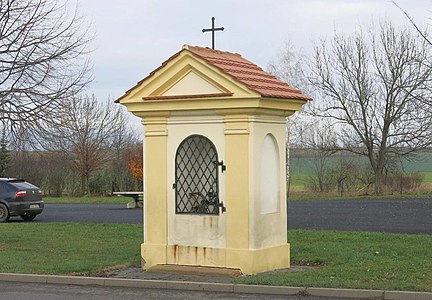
[80,175,86,196]
[374,166,385,195]
[85,174,90,196]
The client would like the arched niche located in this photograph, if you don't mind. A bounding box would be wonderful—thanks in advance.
[260,134,280,214]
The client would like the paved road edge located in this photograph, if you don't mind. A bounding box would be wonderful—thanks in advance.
[0,273,431,300]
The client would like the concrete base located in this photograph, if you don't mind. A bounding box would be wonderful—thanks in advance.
[141,243,290,275]
[149,265,242,277]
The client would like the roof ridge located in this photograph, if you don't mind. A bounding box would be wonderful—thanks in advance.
[184,44,242,57]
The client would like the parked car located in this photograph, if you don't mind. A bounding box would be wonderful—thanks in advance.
[0,178,44,222]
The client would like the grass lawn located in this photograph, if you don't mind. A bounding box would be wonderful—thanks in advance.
[422,171,432,183]
[0,223,142,274]
[288,192,432,202]
[1,223,431,292]
[236,230,432,292]
[43,196,134,204]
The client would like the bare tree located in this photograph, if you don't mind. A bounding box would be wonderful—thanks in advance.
[0,0,93,142]
[309,21,432,194]
[0,131,8,176]
[46,95,134,195]
[392,1,432,46]
[295,118,338,193]
[108,110,141,193]
[267,40,312,96]
[267,40,314,149]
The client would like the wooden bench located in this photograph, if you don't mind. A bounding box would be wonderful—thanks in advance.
[112,191,143,208]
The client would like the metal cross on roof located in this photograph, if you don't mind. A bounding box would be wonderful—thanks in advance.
[202,17,224,50]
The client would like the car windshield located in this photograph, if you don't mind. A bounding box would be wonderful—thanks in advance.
[8,181,38,190]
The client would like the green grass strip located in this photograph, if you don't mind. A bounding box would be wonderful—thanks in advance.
[236,230,432,292]
[43,196,133,204]
[0,223,142,274]
[288,193,432,201]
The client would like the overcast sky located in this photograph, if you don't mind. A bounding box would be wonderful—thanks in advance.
[77,0,432,124]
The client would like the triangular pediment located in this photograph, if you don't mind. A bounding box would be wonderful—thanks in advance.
[162,71,223,96]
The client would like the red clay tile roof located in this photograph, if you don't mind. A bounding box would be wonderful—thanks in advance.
[186,45,311,101]
[115,45,311,103]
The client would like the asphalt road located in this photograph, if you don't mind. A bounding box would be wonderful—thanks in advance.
[9,198,432,234]
[288,198,432,234]
[34,203,143,224]
[0,282,345,300]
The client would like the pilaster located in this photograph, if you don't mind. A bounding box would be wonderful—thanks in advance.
[142,116,168,267]
[224,115,250,249]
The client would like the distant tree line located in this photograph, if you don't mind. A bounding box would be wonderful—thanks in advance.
[290,148,426,197]
[1,94,143,196]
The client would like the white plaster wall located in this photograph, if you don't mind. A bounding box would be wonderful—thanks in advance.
[167,113,226,248]
[249,117,287,249]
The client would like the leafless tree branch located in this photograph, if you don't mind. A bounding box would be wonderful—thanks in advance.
[0,0,93,143]
[44,95,136,195]
[392,1,432,45]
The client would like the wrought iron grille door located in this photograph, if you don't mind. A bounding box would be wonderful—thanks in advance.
[175,135,220,215]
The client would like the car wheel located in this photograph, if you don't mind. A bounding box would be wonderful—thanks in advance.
[21,214,36,221]
[0,203,10,222]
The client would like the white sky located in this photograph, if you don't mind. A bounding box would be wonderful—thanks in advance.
[77,0,432,125]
